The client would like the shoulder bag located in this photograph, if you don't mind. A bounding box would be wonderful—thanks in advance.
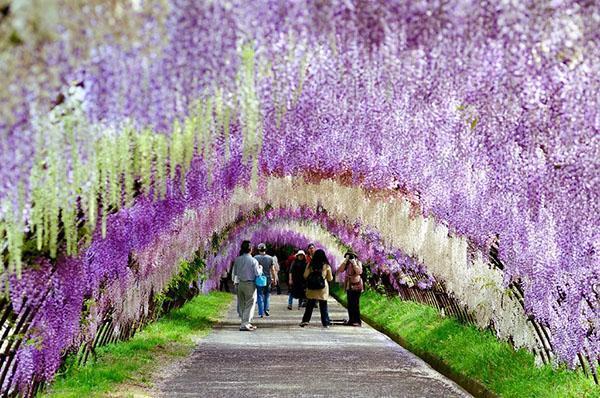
[255,274,267,287]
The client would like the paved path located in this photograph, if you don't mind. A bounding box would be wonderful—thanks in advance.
[156,294,472,398]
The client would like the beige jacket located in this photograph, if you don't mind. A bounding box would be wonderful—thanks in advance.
[303,264,334,300]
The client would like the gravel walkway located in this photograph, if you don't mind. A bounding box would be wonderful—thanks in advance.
[156,293,472,398]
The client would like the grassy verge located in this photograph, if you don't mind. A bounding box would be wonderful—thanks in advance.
[332,286,598,398]
[43,292,233,398]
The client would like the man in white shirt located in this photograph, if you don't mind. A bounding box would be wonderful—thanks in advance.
[232,240,262,331]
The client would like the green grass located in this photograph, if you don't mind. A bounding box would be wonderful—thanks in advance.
[42,292,233,398]
[332,286,599,398]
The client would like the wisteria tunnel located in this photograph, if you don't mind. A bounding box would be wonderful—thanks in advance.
[0,1,598,397]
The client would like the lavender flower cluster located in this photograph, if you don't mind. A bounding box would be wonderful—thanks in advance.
[206,205,431,286]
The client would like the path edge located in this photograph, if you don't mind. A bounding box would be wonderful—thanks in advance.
[194,294,237,338]
[150,293,236,396]
[330,290,499,398]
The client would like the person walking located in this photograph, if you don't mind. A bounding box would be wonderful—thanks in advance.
[284,250,296,298]
[254,243,276,317]
[232,240,262,331]
[337,250,364,326]
[288,250,308,310]
[219,267,230,292]
[298,243,316,308]
[272,255,282,295]
[300,249,333,328]
[305,243,316,265]
[285,251,296,274]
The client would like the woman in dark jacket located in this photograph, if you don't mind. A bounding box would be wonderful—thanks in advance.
[288,250,308,309]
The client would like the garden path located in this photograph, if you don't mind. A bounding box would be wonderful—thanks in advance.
[155,294,472,398]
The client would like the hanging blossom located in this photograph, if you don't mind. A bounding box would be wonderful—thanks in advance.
[1,1,598,392]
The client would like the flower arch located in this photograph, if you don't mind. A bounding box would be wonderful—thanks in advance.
[0,0,598,395]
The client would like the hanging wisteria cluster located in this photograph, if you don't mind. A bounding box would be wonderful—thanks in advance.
[0,0,598,395]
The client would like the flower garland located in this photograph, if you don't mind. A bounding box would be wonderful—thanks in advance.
[1,0,598,393]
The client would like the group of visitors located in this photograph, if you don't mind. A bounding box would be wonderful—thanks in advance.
[230,240,364,332]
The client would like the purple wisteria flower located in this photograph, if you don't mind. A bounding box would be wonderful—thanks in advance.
[1,0,598,394]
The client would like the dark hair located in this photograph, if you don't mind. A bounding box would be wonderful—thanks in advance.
[310,249,329,271]
[294,256,307,265]
[307,243,315,250]
[239,240,252,255]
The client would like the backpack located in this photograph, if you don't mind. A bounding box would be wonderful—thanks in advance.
[306,266,326,290]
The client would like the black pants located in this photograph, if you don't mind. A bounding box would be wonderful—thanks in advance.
[302,299,330,326]
[347,290,362,324]
[219,278,229,292]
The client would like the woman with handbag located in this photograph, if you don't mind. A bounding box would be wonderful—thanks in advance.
[338,250,363,327]
[299,249,333,328]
